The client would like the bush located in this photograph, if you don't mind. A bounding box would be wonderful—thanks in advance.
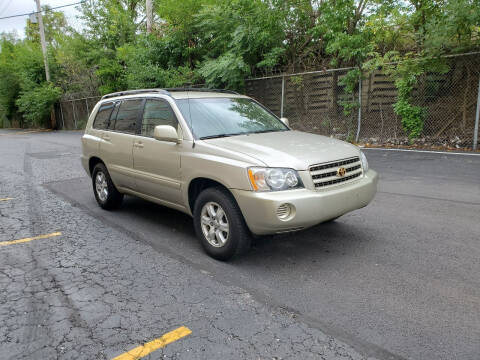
[16,83,61,128]
[197,52,250,90]
[393,99,425,140]
[393,74,426,140]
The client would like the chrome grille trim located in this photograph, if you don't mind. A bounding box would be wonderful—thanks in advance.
[310,157,359,172]
[309,156,363,189]
[311,164,361,180]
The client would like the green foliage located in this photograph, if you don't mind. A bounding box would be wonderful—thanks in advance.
[338,68,361,116]
[16,83,61,127]
[0,36,21,122]
[390,62,426,139]
[393,98,425,140]
[194,0,285,88]
[1,0,479,128]
[79,0,140,50]
[26,6,71,47]
[366,52,449,139]
[198,52,250,90]
[117,35,201,90]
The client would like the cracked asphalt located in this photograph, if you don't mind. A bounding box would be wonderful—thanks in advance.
[1,130,479,360]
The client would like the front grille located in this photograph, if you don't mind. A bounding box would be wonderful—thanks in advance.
[309,156,362,189]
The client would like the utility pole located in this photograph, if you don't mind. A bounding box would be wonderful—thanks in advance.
[34,0,50,82]
[146,0,153,33]
[34,0,56,129]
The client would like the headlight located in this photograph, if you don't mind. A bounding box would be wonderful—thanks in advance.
[248,167,304,192]
[360,151,369,173]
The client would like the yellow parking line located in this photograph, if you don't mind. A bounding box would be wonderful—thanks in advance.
[0,232,62,247]
[0,198,14,202]
[112,326,192,360]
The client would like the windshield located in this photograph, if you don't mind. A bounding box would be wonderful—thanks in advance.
[175,97,288,139]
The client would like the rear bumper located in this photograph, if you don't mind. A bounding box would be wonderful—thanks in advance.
[81,155,90,176]
[231,170,378,235]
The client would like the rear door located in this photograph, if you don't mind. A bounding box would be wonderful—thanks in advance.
[99,98,144,190]
[86,101,115,152]
[132,98,182,205]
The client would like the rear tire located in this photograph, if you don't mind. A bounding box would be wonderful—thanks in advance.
[193,187,251,260]
[92,163,123,210]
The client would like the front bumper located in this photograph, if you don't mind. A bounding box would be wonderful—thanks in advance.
[231,169,378,235]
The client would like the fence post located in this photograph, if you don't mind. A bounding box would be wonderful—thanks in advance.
[473,73,480,150]
[72,100,77,129]
[59,102,65,129]
[355,72,362,143]
[85,98,89,117]
[280,75,285,118]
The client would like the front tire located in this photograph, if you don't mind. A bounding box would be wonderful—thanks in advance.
[92,163,123,210]
[193,187,251,260]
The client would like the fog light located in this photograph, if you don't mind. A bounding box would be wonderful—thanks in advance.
[276,203,295,221]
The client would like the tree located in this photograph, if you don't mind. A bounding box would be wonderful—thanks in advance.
[2,0,480,128]
[25,6,71,47]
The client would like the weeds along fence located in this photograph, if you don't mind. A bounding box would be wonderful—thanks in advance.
[246,53,480,150]
[57,53,480,150]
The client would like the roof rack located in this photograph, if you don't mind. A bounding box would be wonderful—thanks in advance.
[164,88,240,95]
[101,89,170,100]
[101,88,240,100]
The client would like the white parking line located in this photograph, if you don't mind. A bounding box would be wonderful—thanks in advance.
[361,147,480,156]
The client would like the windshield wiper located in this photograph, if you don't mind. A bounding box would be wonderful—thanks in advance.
[251,129,287,134]
[199,133,244,140]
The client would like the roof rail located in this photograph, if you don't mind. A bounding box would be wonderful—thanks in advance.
[100,87,240,100]
[164,88,240,95]
[101,89,170,100]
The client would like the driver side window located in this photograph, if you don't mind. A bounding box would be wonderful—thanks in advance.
[141,99,178,137]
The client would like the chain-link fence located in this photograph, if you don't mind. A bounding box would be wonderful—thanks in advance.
[246,53,480,150]
[56,54,480,150]
[55,96,102,130]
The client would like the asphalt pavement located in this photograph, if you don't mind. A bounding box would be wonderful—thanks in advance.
[0,130,479,360]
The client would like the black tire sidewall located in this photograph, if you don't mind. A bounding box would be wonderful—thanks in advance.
[92,163,122,210]
[193,187,250,260]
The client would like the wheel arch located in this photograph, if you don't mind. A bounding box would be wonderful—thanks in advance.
[88,156,105,176]
[187,177,236,214]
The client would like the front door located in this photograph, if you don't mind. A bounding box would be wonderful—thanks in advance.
[132,98,182,205]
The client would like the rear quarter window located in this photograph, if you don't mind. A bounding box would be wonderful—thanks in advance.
[93,102,115,129]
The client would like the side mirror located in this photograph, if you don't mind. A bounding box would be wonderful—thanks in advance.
[280,117,289,127]
[153,125,180,143]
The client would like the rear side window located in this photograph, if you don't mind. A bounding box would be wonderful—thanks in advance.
[141,99,178,137]
[107,102,121,130]
[93,102,114,129]
[114,99,144,134]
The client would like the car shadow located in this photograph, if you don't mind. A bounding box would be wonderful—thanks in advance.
[243,220,370,264]
[121,195,196,237]
[48,176,374,267]
[119,195,371,268]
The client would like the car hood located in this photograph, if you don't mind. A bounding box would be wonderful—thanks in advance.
[203,130,360,170]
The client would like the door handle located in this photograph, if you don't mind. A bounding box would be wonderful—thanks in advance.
[134,142,144,148]
[102,134,110,141]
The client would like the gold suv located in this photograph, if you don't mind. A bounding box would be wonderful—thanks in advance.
[81,89,378,260]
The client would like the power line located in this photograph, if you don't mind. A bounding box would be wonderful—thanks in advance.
[0,1,85,21]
